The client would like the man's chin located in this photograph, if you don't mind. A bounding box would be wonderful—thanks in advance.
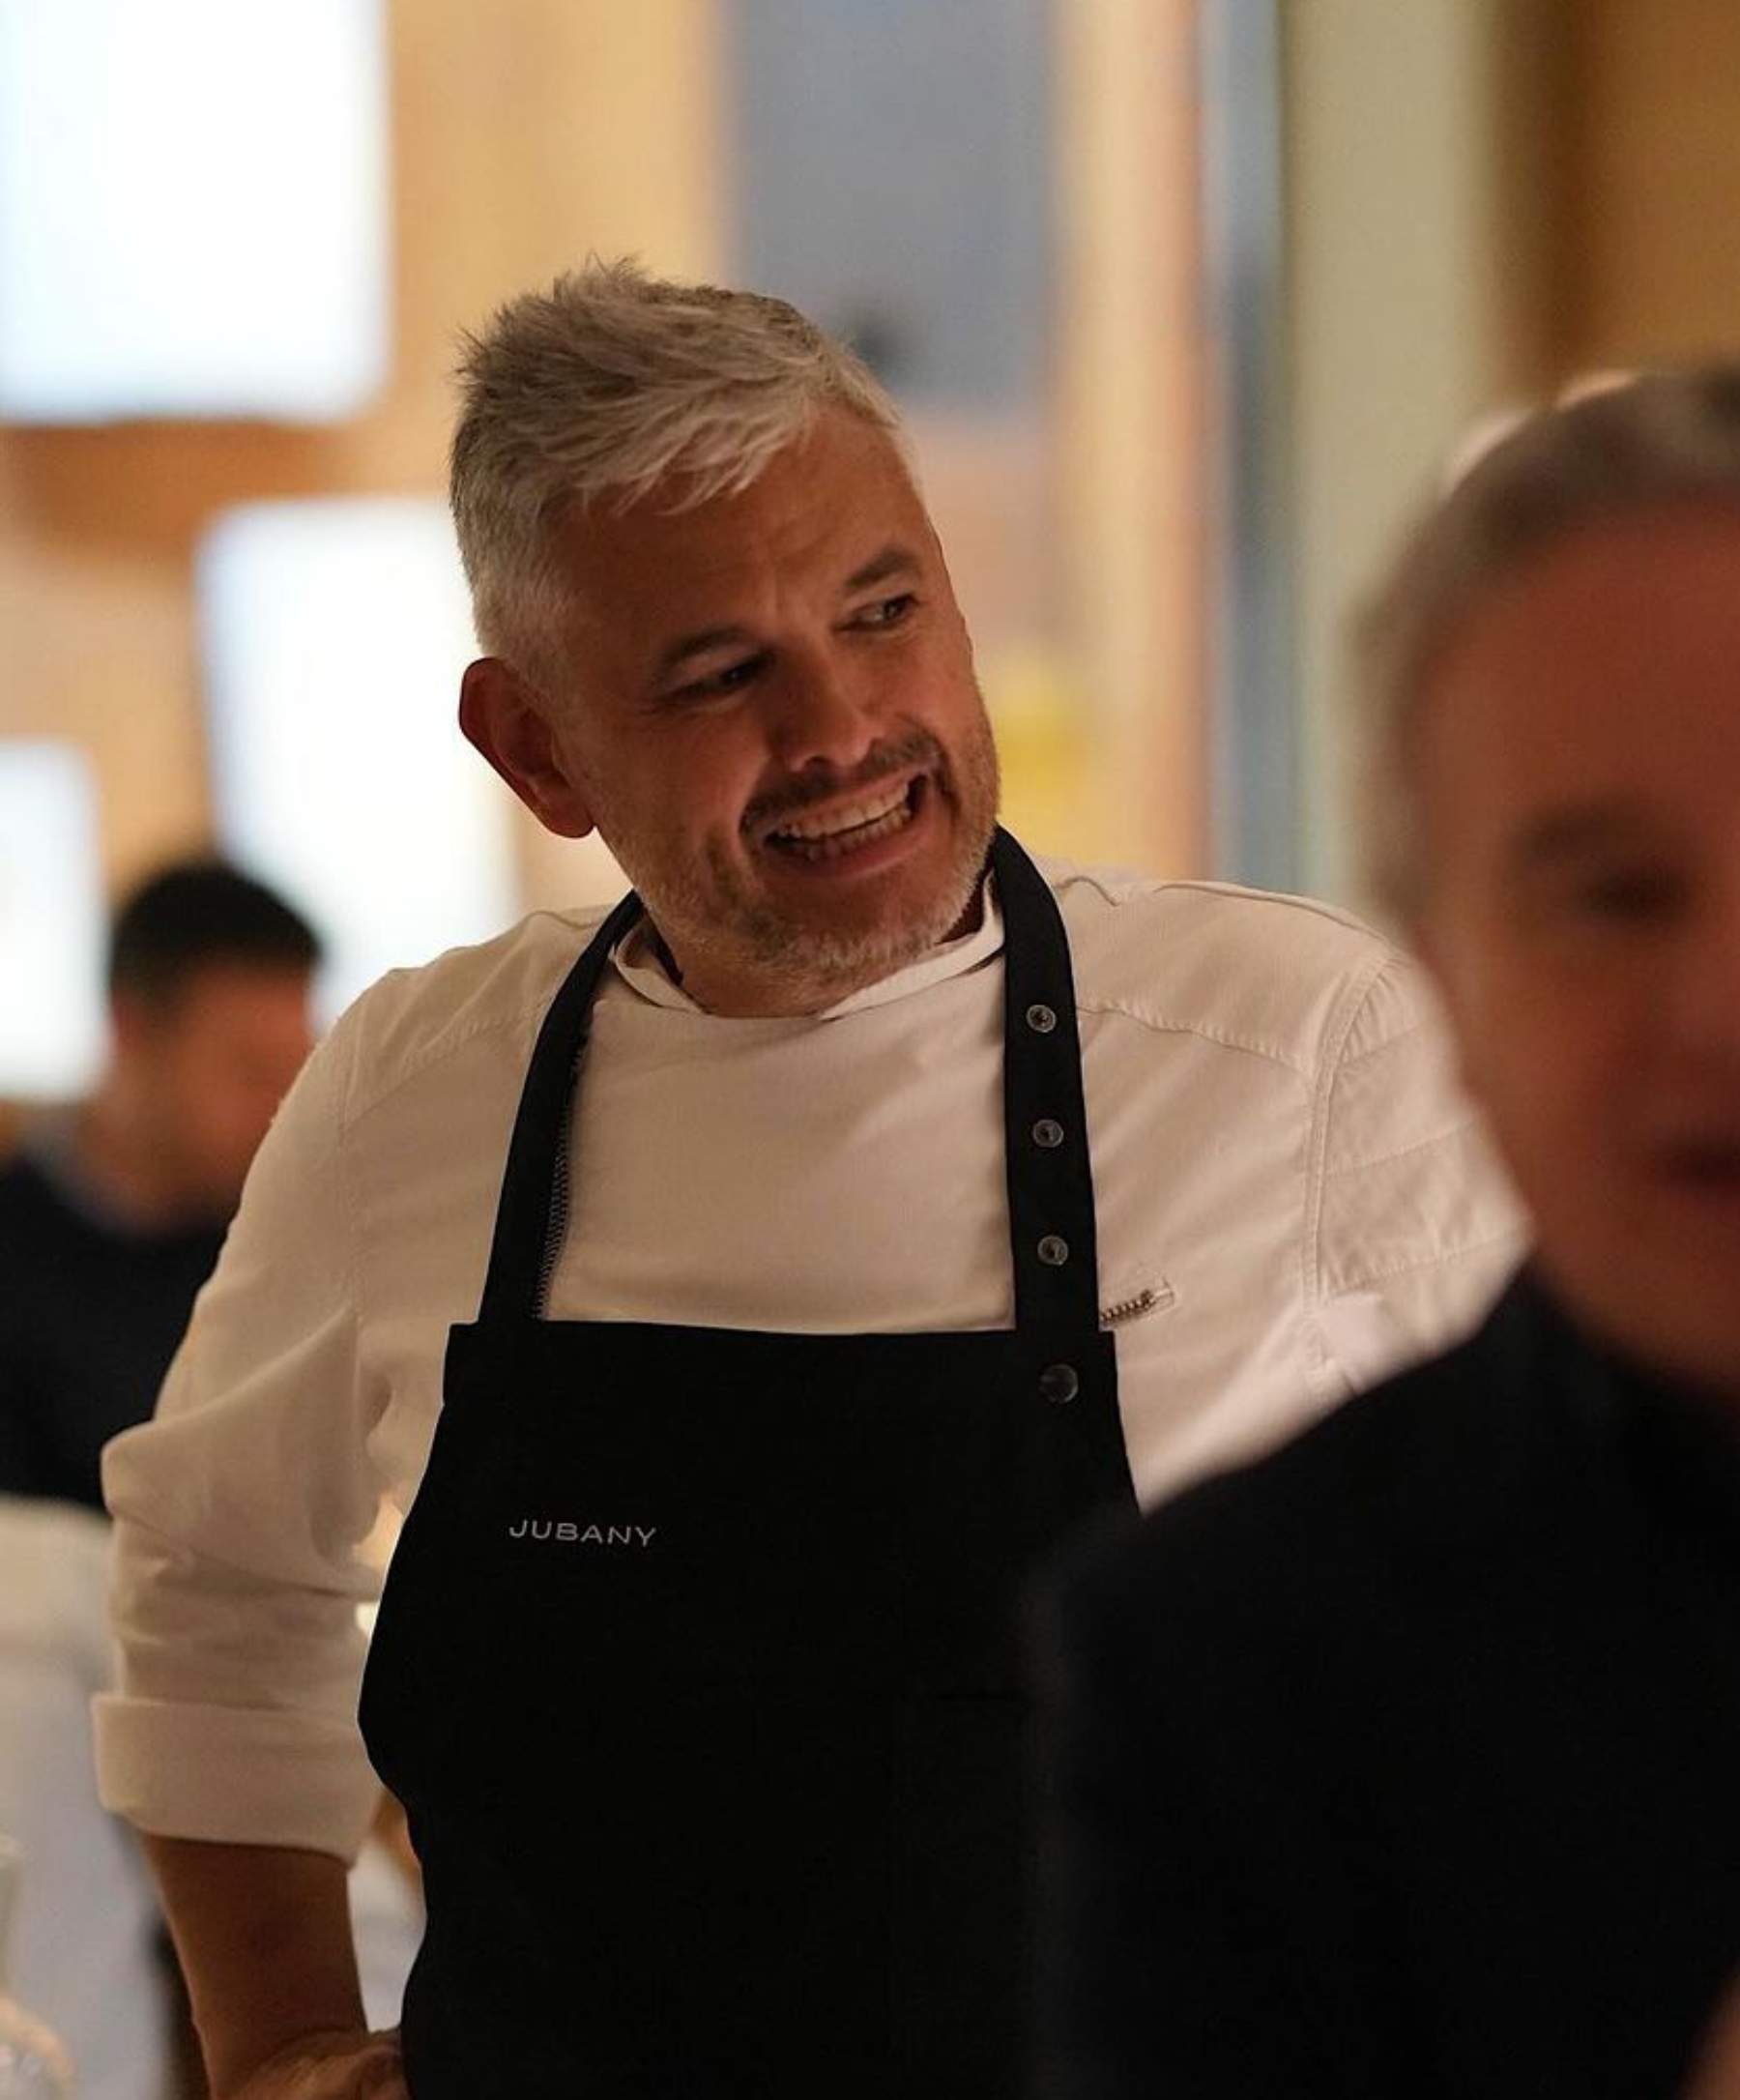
[766,878,984,990]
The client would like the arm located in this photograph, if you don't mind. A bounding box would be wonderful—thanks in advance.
[141,1835,403,2099]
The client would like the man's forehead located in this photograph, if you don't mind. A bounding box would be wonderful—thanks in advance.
[1461,505,1740,654]
[554,427,935,638]
[1426,512,1740,750]
[1412,514,1740,897]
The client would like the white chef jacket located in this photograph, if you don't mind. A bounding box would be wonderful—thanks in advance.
[95,859,1522,1861]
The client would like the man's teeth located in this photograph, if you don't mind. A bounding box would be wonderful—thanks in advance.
[768,783,914,855]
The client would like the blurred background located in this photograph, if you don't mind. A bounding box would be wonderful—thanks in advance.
[4,9,1740,2088]
[2,0,1738,1097]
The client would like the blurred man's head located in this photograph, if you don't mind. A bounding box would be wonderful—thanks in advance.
[450,260,1000,1017]
[1357,372,1740,1399]
[99,861,320,1221]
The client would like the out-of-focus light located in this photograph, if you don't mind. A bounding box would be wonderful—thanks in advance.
[199,498,518,1021]
[0,0,389,423]
[0,742,104,1099]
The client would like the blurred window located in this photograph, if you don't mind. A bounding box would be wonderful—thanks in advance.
[0,742,103,1100]
[728,0,1051,409]
[199,499,517,1021]
[0,0,388,423]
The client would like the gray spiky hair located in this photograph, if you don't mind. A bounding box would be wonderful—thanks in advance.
[450,258,904,689]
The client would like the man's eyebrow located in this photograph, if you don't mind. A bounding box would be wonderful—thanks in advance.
[844,544,922,594]
[650,623,759,686]
[646,547,924,686]
[1506,800,1656,873]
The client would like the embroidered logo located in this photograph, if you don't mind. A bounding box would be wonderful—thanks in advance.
[507,1520,658,1546]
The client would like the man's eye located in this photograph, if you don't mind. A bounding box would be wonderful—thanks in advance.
[1572,868,1684,920]
[677,654,766,702]
[853,594,916,630]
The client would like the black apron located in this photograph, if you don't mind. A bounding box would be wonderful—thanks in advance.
[359,829,1135,2096]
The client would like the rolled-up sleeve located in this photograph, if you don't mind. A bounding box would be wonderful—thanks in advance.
[95,1002,389,1862]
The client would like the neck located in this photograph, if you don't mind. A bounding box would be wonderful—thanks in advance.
[74,1087,204,1230]
[649,882,990,1019]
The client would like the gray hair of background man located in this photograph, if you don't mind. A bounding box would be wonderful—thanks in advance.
[450,257,905,693]
[1354,365,1740,926]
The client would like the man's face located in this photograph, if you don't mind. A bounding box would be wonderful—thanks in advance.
[1415,506,1740,1397]
[486,409,1000,1014]
[122,963,315,1218]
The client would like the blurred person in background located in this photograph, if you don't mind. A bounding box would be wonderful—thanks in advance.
[96,262,1517,2100]
[1038,370,1740,2100]
[0,858,320,1511]
[0,860,318,2097]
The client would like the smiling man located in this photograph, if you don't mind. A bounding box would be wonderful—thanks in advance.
[456,403,1000,1017]
[93,263,1516,2100]
[1039,370,1740,2100]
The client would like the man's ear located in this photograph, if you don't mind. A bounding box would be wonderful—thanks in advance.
[459,658,596,839]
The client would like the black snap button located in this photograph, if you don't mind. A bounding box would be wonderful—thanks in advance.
[1031,1117,1065,1150]
[1039,1362,1080,1406]
[1037,1234,1070,1267]
[1026,1002,1058,1035]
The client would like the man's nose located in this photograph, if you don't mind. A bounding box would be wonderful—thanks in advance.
[767,648,883,775]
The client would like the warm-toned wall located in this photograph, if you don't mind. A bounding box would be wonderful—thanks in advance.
[1553,0,1740,373]
[1286,0,1535,904]
[0,0,723,905]
[1055,0,1204,876]
[1282,0,1677,910]
[1,0,1213,909]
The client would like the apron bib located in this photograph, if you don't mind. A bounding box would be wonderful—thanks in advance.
[360,830,1135,2096]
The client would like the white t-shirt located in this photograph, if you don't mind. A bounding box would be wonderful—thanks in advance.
[95,860,1523,1859]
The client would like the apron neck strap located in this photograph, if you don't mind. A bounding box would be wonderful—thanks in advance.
[478,888,641,1326]
[988,830,1104,1339]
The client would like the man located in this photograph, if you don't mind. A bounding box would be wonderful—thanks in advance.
[1039,371,1740,2099]
[95,262,1516,2100]
[0,859,317,2097]
[0,858,319,1511]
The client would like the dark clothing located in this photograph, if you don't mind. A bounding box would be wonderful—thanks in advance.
[0,1150,223,1513]
[1038,1269,1740,2100]
[361,829,1138,2097]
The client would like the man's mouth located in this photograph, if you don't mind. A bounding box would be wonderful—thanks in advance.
[762,777,921,862]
